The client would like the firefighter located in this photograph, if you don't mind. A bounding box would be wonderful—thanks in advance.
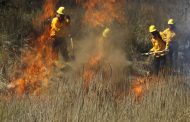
[162,19,177,68]
[149,25,167,75]
[97,27,110,52]
[50,6,71,68]
[102,27,110,38]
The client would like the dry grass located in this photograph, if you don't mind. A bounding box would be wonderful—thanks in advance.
[0,0,190,122]
[0,72,190,122]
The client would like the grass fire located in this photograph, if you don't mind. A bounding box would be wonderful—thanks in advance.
[7,0,57,96]
[0,0,190,121]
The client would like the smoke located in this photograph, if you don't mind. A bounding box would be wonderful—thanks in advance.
[71,0,129,81]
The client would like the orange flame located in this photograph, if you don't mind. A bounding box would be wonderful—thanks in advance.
[84,0,125,27]
[132,77,146,100]
[112,77,147,102]
[8,28,54,96]
[40,0,57,22]
[76,0,82,4]
[8,0,57,96]
[133,85,143,98]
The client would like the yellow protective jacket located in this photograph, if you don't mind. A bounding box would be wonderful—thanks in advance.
[162,28,176,49]
[150,32,166,57]
[50,17,66,38]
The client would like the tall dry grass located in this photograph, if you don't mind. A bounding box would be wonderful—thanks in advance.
[0,0,190,122]
[0,72,190,122]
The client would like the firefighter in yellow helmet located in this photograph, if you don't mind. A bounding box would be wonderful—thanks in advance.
[149,25,167,74]
[50,6,71,67]
[102,27,110,38]
[96,27,111,52]
[162,19,177,68]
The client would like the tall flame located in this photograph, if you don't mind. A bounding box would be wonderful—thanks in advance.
[40,0,57,22]
[8,0,57,96]
[84,0,125,27]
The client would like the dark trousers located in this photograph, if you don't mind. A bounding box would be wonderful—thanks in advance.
[152,56,166,75]
[53,37,69,61]
[167,41,178,69]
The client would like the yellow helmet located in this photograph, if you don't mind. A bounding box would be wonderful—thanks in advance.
[149,25,157,33]
[102,27,110,37]
[57,6,65,15]
[168,19,174,25]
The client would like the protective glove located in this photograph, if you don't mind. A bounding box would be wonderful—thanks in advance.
[164,48,169,52]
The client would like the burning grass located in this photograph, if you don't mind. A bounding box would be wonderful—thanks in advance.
[0,73,190,122]
[7,28,54,96]
[7,0,58,96]
[0,0,190,121]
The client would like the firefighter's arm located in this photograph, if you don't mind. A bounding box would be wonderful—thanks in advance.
[165,33,174,50]
[150,38,156,52]
[165,41,170,50]
[167,32,176,43]
[51,18,60,31]
[50,18,60,37]
[161,31,169,50]
[165,33,170,50]
[150,47,155,52]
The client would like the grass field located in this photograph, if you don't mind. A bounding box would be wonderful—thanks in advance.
[0,0,190,122]
[0,71,190,122]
